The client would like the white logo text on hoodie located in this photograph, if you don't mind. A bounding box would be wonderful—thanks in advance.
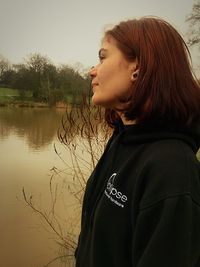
[104,173,128,208]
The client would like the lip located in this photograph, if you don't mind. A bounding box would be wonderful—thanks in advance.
[92,82,99,87]
[92,83,99,92]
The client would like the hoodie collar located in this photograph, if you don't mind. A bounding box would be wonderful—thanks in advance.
[115,121,200,154]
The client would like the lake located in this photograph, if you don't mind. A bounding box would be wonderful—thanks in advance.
[1,105,199,267]
[0,106,90,267]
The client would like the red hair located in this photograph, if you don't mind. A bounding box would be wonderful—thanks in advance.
[104,17,200,127]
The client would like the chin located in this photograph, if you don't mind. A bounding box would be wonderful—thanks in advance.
[91,95,103,106]
[91,99,103,107]
[92,95,115,108]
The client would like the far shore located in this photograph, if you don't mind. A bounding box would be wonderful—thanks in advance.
[0,101,68,109]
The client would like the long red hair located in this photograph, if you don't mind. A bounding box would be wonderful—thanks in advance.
[104,17,200,127]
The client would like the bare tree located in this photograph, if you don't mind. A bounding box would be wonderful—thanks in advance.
[22,97,111,266]
[186,0,200,47]
[0,55,11,80]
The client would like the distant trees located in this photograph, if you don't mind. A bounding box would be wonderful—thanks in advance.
[186,0,200,48]
[0,53,90,105]
[0,56,10,76]
[0,55,13,87]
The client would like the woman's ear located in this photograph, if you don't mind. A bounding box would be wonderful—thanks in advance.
[131,68,139,81]
[130,59,139,81]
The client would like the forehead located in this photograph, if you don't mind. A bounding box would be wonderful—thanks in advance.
[101,35,118,51]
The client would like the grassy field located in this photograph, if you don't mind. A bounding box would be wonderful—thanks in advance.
[0,87,33,102]
[0,87,19,100]
[0,87,84,107]
[0,87,73,107]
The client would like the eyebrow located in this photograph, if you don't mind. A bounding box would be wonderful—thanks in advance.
[98,48,107,57]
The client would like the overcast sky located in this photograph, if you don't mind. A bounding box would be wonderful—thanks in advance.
[0,0,197,70]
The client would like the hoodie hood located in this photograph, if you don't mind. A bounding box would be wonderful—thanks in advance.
[115,120,200,154]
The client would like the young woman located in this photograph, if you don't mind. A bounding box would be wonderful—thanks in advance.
[75,17,200,267]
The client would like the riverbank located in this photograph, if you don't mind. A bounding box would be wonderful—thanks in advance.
[0,100,68,108]
[0,87,71,108]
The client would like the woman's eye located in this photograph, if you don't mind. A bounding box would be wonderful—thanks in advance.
[99,55,105,62]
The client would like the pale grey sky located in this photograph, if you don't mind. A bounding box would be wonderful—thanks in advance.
[0,0,197,70]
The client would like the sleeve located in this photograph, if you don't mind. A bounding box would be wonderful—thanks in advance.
[132,194,200,267]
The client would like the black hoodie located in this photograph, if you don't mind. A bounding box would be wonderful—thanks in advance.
[75,122,200,267]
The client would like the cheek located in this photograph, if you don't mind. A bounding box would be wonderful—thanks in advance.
[97,60,117,82]
[97,61,132,99]
[98,67,111,84]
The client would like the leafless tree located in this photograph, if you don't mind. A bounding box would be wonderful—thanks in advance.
[22,96,111,266]
[0,55,11,79]
[186,0,200,47]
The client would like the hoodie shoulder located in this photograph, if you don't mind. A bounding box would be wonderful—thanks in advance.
[139,139,200,209]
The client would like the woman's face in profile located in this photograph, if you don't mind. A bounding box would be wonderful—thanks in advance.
[89,36,137,110]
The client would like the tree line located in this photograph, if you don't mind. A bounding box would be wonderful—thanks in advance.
[0,0,200,106]
[0,53,90,105]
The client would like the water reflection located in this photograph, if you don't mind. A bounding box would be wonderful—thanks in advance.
[0,106,109,267]
[0,106,78,267]
[0,107,65,150]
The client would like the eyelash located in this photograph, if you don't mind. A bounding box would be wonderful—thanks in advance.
[99,55,105,62]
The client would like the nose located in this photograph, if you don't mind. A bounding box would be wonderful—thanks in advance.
[89,65,97,78]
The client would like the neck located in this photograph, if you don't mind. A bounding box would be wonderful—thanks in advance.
[119,113,136,125]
